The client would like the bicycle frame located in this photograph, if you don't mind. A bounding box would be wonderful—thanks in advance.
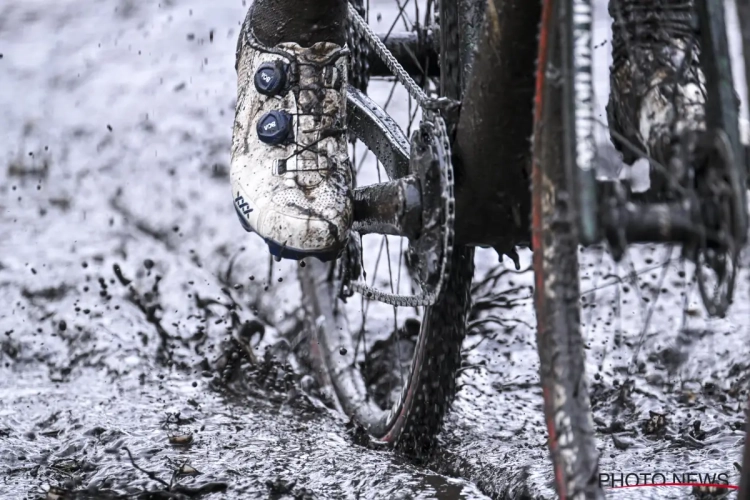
[351,0,540,255]
[352,0,747,259]
[451,0,539,255]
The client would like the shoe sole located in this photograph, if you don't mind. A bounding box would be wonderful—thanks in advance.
[234,205,343,262]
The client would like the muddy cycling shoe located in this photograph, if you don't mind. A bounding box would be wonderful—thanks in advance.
[607,1,707,197]
[230,25,353,262]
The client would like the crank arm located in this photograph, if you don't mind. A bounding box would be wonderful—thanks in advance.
[346,85,410,180]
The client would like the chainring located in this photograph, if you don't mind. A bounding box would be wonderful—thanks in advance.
[348,112,454,307]
[342,5,455,307]
[406,113,454,296]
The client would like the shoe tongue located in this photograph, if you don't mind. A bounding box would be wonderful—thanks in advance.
[274,42,344,186]
[295,49,340,182]
[296,114,325,179]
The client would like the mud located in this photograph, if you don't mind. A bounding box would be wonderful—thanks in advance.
[1,0,749,499]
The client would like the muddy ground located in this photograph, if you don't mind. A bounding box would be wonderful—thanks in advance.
[1,0,750,499]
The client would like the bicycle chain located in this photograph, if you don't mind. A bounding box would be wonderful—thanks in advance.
[345,4,455,307]
[346,0,370,93]
[347,4,430,105]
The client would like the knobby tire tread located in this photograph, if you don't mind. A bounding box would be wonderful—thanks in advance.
[532,0,602,498]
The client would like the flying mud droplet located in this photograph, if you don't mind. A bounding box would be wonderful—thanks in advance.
[112,263,132,286]
[143,259,154,270]
[58,320,67,332]
[339,347,347,355]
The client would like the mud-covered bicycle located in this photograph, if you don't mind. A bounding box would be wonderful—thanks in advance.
[286,0,750,498]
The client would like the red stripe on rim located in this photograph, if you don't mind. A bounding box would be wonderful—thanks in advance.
[531,0,568,499]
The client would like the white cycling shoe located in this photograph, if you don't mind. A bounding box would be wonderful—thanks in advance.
[230,25,353,261]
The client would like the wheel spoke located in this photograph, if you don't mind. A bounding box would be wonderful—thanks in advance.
[623,245,674,375]
[384,0,414,43]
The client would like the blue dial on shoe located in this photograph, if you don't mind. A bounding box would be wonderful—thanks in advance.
[257,110,292,145]
[254,62,287,96]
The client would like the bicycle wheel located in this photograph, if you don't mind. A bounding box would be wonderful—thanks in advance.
[534,0,750,498]
[297,0,478,456]
[532,0,601,497]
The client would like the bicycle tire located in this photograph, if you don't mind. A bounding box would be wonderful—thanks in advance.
[297,0,478,456]
[535,0,750,498]
[531,0,602,498]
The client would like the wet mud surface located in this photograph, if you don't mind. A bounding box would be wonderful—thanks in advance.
[1,0,749,499]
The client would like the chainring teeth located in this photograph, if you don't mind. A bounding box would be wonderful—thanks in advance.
[405,113,454,296]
